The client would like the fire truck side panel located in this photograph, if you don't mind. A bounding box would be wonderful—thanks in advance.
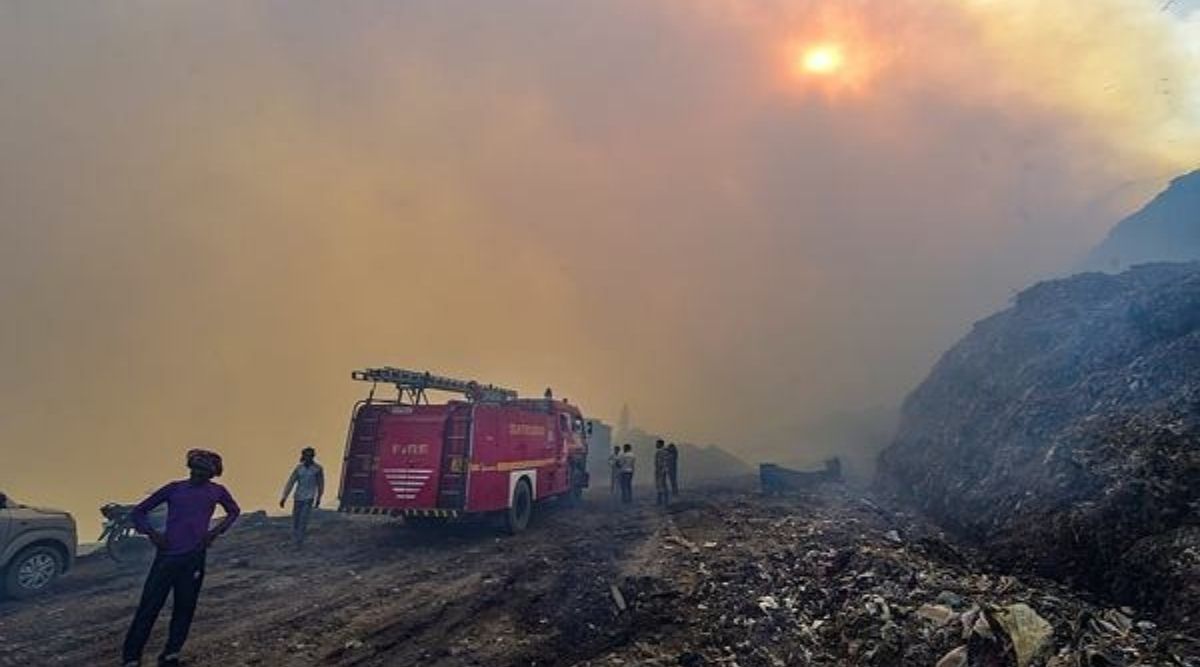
[463,405,505,512]
[465,405,558,512]
[529,407,570,501]
[373,406,448,508]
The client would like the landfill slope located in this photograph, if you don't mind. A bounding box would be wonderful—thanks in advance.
[1,486,1197,666]
[1085,170,1200,273]
[878,262,1200,622]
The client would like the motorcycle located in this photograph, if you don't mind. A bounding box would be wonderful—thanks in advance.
[98,503,164,564]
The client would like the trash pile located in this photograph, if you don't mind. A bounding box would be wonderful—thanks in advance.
[599,492,1200,667]
[877,262,1200,622]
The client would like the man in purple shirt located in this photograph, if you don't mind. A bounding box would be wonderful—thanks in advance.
[122,449,240,667]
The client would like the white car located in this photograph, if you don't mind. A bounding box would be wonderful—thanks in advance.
[0,491,77,599]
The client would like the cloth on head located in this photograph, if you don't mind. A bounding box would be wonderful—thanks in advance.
[186,449,223,477]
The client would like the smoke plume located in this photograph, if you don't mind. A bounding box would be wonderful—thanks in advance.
[2,1,1196,528]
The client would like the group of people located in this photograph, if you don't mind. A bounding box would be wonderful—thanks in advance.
[609,438,680,506]
[121,446,324,666]
[120,436,684,665]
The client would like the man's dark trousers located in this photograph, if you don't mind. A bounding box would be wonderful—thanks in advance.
[122,549,206,663]
[619,472,634,503]
[293,498,314,545]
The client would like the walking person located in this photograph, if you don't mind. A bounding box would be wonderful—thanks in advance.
[279,445,324,547]
[654,439,671,506]
[666,442,679,495]
[608,446,621,498]
[617,443,636,504]
[122,449,240,667]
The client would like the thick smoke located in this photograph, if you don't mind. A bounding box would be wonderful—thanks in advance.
[1,1,1196,527]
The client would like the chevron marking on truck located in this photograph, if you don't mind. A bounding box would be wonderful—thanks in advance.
[383,468,434,500]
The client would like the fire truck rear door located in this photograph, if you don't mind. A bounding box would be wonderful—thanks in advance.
[341,404,387,508]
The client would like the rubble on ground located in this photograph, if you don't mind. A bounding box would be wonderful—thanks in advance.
[588,490,1199,667]
[4,486,1196,666]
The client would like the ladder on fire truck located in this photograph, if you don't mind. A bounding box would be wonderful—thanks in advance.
[351,367,518,404]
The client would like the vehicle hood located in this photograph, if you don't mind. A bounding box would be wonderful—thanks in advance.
[19,505,74,520]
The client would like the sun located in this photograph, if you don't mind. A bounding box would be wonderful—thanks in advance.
[779,8,889,99]
[800,44,844,75]
[782,36,879,99]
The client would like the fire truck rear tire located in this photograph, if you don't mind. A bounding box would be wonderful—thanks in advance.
[505,479,533,535]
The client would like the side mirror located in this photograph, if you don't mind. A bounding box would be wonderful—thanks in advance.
[0,493,7,509]
[587,421,594,436]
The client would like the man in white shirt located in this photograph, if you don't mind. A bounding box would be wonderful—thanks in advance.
[617,444,636,505]
[280,446,324,547]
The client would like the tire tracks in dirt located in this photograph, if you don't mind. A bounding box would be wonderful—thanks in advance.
[0,496,676,666]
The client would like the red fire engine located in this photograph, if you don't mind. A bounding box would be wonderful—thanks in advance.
[338,367,591,533]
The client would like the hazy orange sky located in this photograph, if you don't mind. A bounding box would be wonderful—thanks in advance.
[2,1,1197,532]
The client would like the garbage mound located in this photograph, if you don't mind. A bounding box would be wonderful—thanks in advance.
[877,262,1200,622]
[1085,169,1200,273]
[595,492,1199,667]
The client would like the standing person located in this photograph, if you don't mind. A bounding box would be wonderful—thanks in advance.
[279,445,324,547]
[608,446,621,497]
[666,443,679,495]
[653,439,671,506]
[617,443,636,504]
[122,449,240,667]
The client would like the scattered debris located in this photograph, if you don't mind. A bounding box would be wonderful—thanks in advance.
[610,583,628,612]
[935,645,968,667]
[588,489,1199,666]
[916,603,956,626]
[3,486,1197,666]
[992,603,1053,667]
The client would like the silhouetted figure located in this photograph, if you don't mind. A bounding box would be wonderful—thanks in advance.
[654,439,671,506]
[608,446,621,497]
[666,442,679,494]
[122,449,240,667]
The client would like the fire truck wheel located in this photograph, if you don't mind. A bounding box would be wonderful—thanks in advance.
[505,479,533,535]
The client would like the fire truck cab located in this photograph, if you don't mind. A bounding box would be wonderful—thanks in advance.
[338,368,591,533]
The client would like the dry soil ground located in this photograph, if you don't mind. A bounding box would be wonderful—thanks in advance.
[1,484,1196,667]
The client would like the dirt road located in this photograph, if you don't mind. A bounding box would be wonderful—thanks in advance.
[0,488,679,667]
[1,485,1196,666]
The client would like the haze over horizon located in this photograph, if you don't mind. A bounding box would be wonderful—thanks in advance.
[3,0,1198,531]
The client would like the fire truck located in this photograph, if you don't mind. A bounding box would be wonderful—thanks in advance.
[338,367,591,533]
